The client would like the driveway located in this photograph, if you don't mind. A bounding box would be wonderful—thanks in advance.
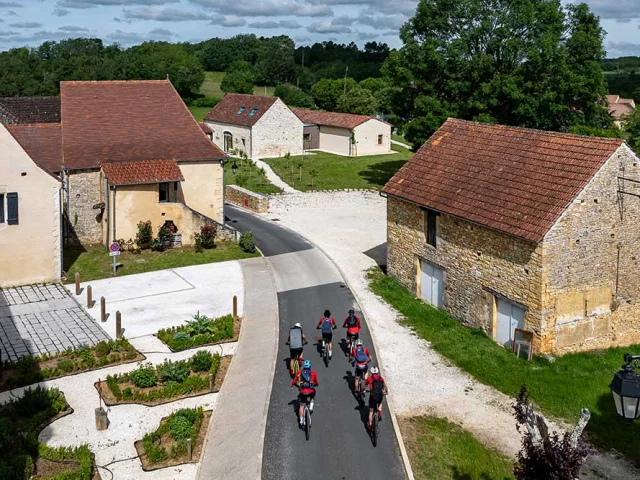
[67,261,245,339]
[0,284,109,361]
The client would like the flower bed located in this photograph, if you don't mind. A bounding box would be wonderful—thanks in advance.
[0,386,98,479]
[156,313,238,352]
[97,351,230,406]
[135,407,211,471]
[0,339,143,392]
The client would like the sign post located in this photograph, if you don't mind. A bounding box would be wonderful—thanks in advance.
[109,242,120,275]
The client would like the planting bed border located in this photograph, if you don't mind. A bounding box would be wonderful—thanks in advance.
[156,316,241,353]
[134,410,212,471]
[94,355,232,407]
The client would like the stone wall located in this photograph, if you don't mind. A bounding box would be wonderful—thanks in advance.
[67,169,103,245]
[542,144,640,353]
[204,121,252,157]
[225,185,269,213]
[253,99,303,158]
[387,196,544,335]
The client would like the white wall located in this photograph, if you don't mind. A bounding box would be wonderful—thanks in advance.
[353,119,392,156]
[253,99,304,159]
[204,121,252,158]
[0,124,61,287]
[318,125,351,156]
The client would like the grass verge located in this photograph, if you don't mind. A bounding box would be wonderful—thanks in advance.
[200,71,275,99]
[400,416,514,480]
[264,144,412,191]
[368,269,640,464]
[157,313,237,351]
[188,106,212,122]
[64,242,259,283]
[224,160,282,194]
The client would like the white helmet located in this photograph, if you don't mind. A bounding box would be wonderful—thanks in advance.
[370,366,379,375]
[294,323,302,328]
[355,339,363,346]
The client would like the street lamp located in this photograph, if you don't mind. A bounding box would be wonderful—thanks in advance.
[231,160,239,175]
[610,353,640,422]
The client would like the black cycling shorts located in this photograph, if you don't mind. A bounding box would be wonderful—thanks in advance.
[321,332,333,343]
[347,331,359,340]
[369,395,382,409]
[355,365,368,379]
[290,347,303,360]
[298,390,316,404]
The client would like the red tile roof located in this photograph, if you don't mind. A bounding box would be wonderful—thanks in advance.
[102,158,183,186]
[383,118,625,243]
[60,80,225,170]
[7,123,63,173]
[606,94,636,120]
[199,122,212,134]
[291,108,386,130]
[0,97,60,125]
[204,93,278,127]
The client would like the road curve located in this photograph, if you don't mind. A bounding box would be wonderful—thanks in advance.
[225,205,406,480]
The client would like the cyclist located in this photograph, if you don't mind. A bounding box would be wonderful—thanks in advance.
[349,339,371,396]
[286,323,307,375]
[316,310,337,359]
[291,359,319,426]
[342,309,361,349]
[365,366,388,431]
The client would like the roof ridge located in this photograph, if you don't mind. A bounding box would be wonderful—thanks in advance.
[61,80,170,85]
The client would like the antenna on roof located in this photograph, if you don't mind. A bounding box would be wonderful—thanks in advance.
[166,73,170,80]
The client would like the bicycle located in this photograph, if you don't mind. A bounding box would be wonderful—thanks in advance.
[321,339,329,366]
[291,351,302,376]
[302,395,312,441]
[371,406,379,447]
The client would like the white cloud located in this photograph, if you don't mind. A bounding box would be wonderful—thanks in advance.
[331,15,356,26]
[122,7,210,22]
[58,25,90,32]
[53,7,70,16]
[0,1,21,7]
[57,0,179,9]
[10,22,43,29]
[188,0,332,18]
[249,19,302,29]
[308,21,351,34]
[209,16,246,27]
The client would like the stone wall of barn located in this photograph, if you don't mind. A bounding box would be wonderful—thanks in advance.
[66,169,104,245]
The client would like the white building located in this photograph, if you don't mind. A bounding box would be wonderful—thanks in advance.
[204,94,304,160]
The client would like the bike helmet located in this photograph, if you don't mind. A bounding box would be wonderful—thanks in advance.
[303,360,311,369]
[370,366,379,375]
[355,339,363,346]
[323,309,331,317]
[348,309,355,315]
[294,322,302,328]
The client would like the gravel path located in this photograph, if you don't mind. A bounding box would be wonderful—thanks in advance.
[267,191,640,478]
[253,159,298,193]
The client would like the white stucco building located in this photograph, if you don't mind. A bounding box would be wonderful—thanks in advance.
[204,94,304,160]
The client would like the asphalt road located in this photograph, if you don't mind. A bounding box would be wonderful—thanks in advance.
[225,205,406,480]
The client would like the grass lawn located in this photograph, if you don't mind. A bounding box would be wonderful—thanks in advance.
[64,242,259,283]
[200,71,275,99]
[224,159,282,195]
[401,416,514,480]
[391,133,410,145]
[264,144,412,191]
[369,269,640,465]
[188,106,211,122]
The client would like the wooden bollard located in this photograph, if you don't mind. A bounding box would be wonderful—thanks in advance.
[75,273,80,295]
[100,297,106,322]
[116,311,122,339]
[87,285,93,308]
[209,373,214,392]
[233,295,238,320]
[187,438,192,461]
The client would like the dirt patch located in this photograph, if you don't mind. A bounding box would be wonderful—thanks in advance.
[95,355,232,407]
[135,411,212,471]
[35,458,80,478]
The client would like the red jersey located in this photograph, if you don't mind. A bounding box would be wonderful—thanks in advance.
[350,346,370,367]
[342,315,361,334]
[291,369,318,395]
[365,374,386,391]
[317,317,337,330]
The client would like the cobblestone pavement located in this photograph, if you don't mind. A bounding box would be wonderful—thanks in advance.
[0,284,109,361]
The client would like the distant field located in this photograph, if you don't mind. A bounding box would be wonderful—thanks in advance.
[200,71,275,98]
[188,106,211,122]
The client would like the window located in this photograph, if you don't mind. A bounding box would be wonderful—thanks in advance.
[378,134,383,145]
[425,209,437,247]
[303,133,311,141]
[223,132,233,153]
[236,107,246,115]
[0,194,4,223]
[6,192,18,225]
[248,107,259,117]
[159,182,178,203]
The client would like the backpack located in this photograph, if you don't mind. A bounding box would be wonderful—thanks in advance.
[289,327,303,349]
[300,368,313,389]
[370,374,384,402]
[321,317,333,334]
[355,346,367,363]
[346,314,358,328]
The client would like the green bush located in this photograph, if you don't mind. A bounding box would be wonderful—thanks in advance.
[15,355,38,375]
[130,363,157,388]
[157,315,234,351]
[14,386,66,417]
[136,220,153,249]
[93,341,111,358]
[190,351,213,372]
[57,359,75,373]
[169,416,193,441]
[173,331,189,342]
[157,360,190,383]
[186,312,215,336]
[239,231,256,253]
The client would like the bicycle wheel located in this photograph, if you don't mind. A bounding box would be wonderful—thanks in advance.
[292,355,300,376]
[372,408,379,447]
[305,406,311,441]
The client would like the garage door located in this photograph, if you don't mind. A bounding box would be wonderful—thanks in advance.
[420,261,444,308]
[496,297,525,348]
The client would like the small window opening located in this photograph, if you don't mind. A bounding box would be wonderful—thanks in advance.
[236,106,246,115]
[377,134,383,145]
[424,209,438,248]
[248,107,259,117]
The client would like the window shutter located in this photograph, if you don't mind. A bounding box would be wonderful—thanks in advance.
[7,192,18,225]
[0,194,4,223]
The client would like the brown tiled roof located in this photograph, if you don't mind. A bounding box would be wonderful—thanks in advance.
[199,122,212,134]
[102,158,183,186]
[0,97,61,125]
[291,108,387,130]
[383,118,625,243]
[606,94,636,120]
[7,123,63,173]
[60,80,225,169]
[204,93,278,127]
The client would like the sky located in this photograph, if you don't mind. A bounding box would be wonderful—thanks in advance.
[0,0,638,57]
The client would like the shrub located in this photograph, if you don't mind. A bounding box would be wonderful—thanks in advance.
[186,312,215,336]
[136,220,153,248]
[189,96,219,108]
[173,331,189,342]
[57,359,75,373]
[200,224,216,249]
[15,355,38,375]
[239,231,256,253]
[157,360,190,384]
[190,351,213,372]
[13,386,66,417]
[93,341,111,358]
[169,416,193,441]
[130,363,157,388]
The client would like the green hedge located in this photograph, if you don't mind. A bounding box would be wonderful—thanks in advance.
[142,407,205,464]
[157,314,234,351]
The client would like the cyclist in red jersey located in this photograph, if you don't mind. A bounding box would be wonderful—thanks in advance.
[342,309,361,349]
[365,366,388,430]
[316,310,337,359]
[349,339,371,395]
[291,360,319,426]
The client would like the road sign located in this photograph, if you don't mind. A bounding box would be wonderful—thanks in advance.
[109,242,120,253]
[109,251,120,257]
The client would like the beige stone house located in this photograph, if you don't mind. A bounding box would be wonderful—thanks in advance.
[383,118,640,354]
[6,80,226,248]
[204,93,304,159]
[606,94,636,127]
[292,108,392,157]
[0,123,62,287]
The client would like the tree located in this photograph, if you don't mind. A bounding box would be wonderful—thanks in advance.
[220,60,255,94]
[254,36,296,86]
[311,77,357,111]
[624,108,640,153]
[385,0,612,150]
[336,87,379,115]
[274,84,314,108]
